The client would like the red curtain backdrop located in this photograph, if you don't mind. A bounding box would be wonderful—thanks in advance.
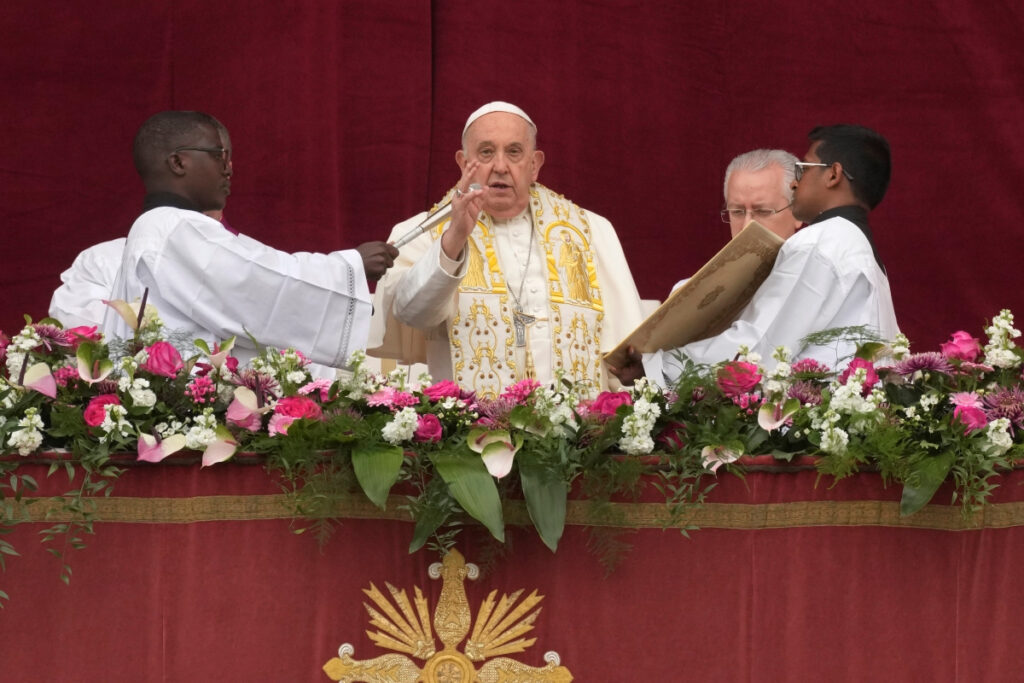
[2,1,1024,349]
[5,460,1024,681]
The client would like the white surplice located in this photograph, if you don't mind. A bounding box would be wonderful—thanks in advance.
[644,214,900,385]
[49,237,126,328]
[102,206,371,369]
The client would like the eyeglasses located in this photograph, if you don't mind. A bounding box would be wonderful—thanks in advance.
[172,146,231,169]
[720,203,793,223]
[794,161,854,182]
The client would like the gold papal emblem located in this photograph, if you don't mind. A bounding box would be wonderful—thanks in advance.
[323,549,573,682]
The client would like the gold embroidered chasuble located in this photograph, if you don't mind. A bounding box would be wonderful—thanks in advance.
[449,185,607,398]
[368,183,644,400]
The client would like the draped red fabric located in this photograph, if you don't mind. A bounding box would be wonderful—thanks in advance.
[2,1,1024,349]
[4,461,1024,680]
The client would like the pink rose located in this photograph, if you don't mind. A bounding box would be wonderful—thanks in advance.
[274,396,323,419]
[589,391,633,418]
[84,394,121,427]
[941,331,982,362]
[140,341,184,378]
[66,326,102,349]
[268,396,322,436]
[424,380,462,401]
[413,413,443,443]
[716,362,762,398]
[225,356,239,373]
[838,358,879,396]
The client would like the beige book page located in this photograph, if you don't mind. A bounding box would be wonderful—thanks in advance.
[605,221,784,368]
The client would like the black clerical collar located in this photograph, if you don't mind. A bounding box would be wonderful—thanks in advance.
[142,192,201,213]
[811,205,885,273]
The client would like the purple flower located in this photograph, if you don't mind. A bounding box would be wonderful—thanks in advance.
[890,352,954,377]
[788,380,823,406]
[983,386,1024,433]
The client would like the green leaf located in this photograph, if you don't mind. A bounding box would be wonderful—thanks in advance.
[409,504,450,554]
[351,444,404,509]
[431,450,505,542]
[519,453,567,552]
[900,451,955,516]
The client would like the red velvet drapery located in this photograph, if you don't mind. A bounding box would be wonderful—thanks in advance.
[4,459,1024,681]
[3,1,1024,348]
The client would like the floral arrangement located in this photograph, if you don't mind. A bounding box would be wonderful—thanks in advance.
[3,301,1024,601]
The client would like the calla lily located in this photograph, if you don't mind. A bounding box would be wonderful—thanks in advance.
[757,398,801,432]
[22,363,57,398]
[226,386,271,431]
[104,297,158,332]
[137,433,187,463]
[701,445,742,473]
[468,427,524,479]
[195,337,236,369]
[201,425,238,467]
[76,342,114,384]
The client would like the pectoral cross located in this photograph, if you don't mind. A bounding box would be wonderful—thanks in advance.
[512,307,536,348]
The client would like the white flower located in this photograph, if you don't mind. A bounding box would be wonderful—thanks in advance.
[100,404,132,440]
[985,348,1018,369]
[382,407,418,445]
[890,333,910,359]
[286,370,307,385]
[820,425,849,455]
[984,418,1013,456]
[5,353,25,383]
[129,387,157,409]
[919,393,940,410]
[117,376,132,392]
[619,432,655,455]
[7,407,44,456]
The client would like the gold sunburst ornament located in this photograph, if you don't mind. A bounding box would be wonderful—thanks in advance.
[323,549,573,682]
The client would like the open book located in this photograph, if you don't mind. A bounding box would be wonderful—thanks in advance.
[605,221,784,368]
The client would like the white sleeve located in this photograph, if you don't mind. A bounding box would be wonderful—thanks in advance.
[679,243,844,365]
[140,222,372,367]
[48,238,126,328]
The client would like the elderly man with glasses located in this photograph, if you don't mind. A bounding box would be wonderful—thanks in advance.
[97,110,398,371]
[609,124,900,386]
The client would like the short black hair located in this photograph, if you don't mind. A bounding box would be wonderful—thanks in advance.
[132,110,224,176]
[808,124,891,209]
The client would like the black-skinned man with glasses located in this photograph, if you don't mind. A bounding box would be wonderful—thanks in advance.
[609,124,899,387]
[93,110,398,373]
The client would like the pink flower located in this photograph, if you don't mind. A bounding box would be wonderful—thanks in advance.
[589,391,633,418]
[414,413,443,443]
[225,356,239,373]
[185,376,216,404]
[950,392,983,409]
[791,358,832,375]
[941,331,982,362]
[366,387,419,409]
[298,378,333,402]
[501,378,541,403]
[84,394,121,427]
[66,326,102,349]
[268,395,323,436]
[274,395,323,420]
[838,358,879,396]
[54,365,80,387]
[140,341,184,378]
[424,380,462,401]
[716,362,762,398]
[954,405,988,434]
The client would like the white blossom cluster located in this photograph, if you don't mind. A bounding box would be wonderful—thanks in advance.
[6,406,44,456]
[4,325,41,380]
[762,347,793,397]
[117,376,156,410]
[618,378,662,455]
[983,309,1022,369]
[184,408,219,450]
[984,417,1013,456]
[382,406,418,445]
[531,384,579,433]
[99,404,133,441]
[890,333,911,359]
[336,350,380,401]
[155,419,187,439]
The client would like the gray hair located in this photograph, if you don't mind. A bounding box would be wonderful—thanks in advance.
[723,148,799,202]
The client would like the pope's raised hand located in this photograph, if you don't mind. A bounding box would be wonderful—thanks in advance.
[441,160,486,260]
